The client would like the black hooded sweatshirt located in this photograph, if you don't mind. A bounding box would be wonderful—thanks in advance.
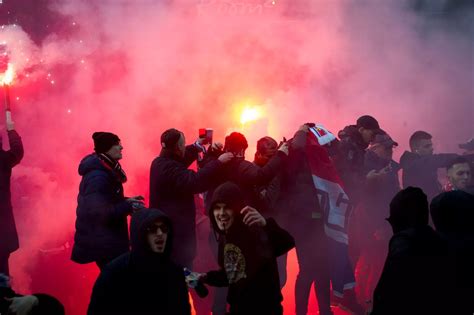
[88,209,191,315]
[205,182,295,315]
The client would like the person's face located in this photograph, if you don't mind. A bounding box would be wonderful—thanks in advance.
[372,144,394,160]
[177,133,186,158]
[415,139,434,156]
[359,127,375,144]
[105,143,123,160]
[448,163,471,191]
[146,220,169,254]
[213,202,235,231]
[255,147,277,166]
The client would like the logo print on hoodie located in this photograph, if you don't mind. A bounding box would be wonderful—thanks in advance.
[224,243,246,284]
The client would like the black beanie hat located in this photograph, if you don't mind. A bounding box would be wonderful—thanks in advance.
[92,132,120,154]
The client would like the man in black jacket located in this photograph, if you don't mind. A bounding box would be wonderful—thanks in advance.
[359,131,401,301]
[202,182,295,315]
[72,132,144,270]
[0,112,24,276]
[371,187,452,315]
[149,128,233,268]
[88,209,191,315]
[400,131,458,201]
[331,115,382,203]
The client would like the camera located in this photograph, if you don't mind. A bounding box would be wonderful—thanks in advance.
[199,128,213,145]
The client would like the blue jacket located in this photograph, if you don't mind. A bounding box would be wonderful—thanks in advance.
[71,154,132,264]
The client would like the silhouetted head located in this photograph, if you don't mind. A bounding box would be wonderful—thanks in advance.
[387,187,429,233]
[430,190,474,236]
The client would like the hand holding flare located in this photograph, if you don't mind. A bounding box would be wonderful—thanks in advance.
[1,63,15,130]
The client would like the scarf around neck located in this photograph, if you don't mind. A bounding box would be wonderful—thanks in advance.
[98,153,127,183]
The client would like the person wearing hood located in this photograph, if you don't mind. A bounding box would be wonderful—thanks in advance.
[149,128,233,268]
[88,208,191,315]
[430,191,474,314]
[371,187,452,315]
[201,182,295,315]
[400,130,458,201]
[72,132,145,270]
[0,112,23,276]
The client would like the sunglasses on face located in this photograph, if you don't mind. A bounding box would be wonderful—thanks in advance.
[146,224,169,234]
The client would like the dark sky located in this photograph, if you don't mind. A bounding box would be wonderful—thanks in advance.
[0,0,72,44]
[1,0,471,45]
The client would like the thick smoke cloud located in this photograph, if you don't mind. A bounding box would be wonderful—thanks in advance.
[1,0,472,313]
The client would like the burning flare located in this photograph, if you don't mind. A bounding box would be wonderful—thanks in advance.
[240,106,262,124]
[1,63,15,85]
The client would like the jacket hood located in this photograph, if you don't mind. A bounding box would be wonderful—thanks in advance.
[399,151,419,168]
[78,154,105,176]
[130,208,173,262]
[208,182,246,234]
[390,225,440,256]
[338,125,367,149]
[430,190,474,235]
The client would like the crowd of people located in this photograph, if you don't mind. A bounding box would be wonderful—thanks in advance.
[1,110,473,315]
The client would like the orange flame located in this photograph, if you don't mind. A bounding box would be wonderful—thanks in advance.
[240,106,263,124]
[1,63,15,85]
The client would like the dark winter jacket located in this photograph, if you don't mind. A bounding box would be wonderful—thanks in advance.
[205,182,295,315]
[400,151,458,200]
[363,150,401,231]
[430,191,474,313]
[330,125,368,203]
[372,225,453,315]
[274,130,325,237]
[149,145,222,267]
[88,209,191,315]
[0,130,24,255]
[72,154,132,264]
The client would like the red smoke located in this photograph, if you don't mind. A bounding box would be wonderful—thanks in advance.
[1,1,472,314]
